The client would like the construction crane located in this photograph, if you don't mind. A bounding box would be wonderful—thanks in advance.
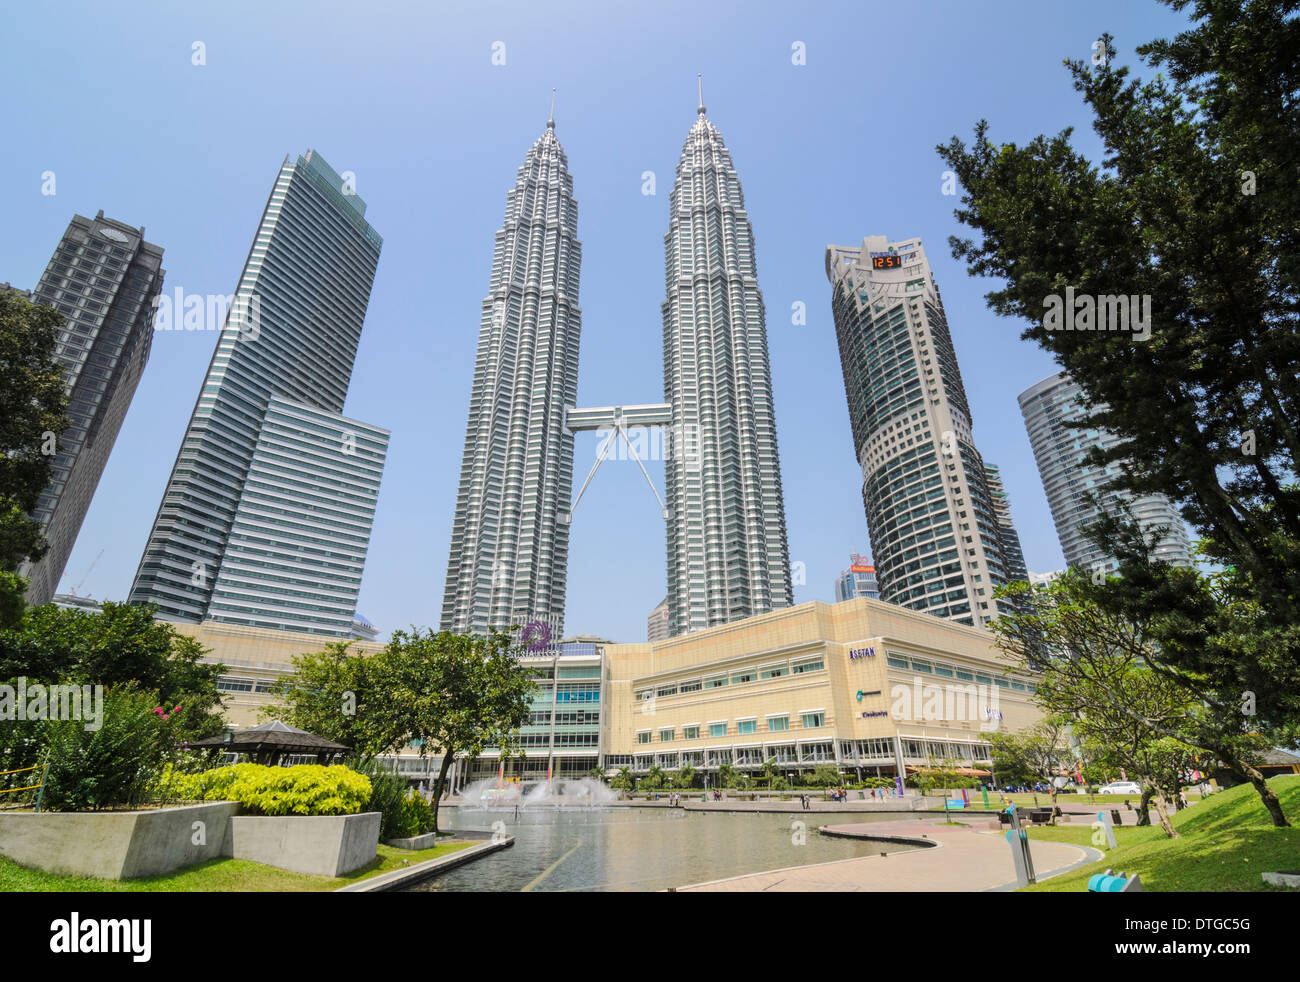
[70,548,104,597]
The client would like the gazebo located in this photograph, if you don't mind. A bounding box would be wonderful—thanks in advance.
[187,720,351,766]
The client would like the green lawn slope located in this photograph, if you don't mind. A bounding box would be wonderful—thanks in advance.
[1022,775,1300,892]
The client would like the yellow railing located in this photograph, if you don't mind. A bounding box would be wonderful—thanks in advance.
[0,763,48,808]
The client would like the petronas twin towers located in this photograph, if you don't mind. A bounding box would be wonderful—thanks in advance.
[441,89,792,640]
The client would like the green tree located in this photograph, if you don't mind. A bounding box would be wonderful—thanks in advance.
[641,764,665,790]
[610,766,634,791]
[0,601,225,743]
[0,291,70,625]
[716,762,739,789]
[993,572,1286,829]
[376,627,535,833]
[937,1,1300,821]
[264,640,390,756]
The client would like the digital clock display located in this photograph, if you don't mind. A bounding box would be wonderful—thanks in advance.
[871,254,903,270]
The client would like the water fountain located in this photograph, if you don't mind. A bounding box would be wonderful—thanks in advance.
[458,776,619,810]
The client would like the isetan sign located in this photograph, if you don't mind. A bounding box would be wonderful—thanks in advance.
[849,646,876,660]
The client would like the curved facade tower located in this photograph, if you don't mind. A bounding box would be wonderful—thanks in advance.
[440,117,582,637]
[662,97,793,636]
[826,235,1011,628]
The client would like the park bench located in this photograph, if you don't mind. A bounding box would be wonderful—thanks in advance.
[998,806,1060,825]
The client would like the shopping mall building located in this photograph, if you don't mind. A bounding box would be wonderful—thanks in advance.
[181,596,1042,789]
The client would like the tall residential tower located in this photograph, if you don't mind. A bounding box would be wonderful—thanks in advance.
[440,114,582,638]
[17,212,165,606]
[826,235,1011,628]
[1018,371,1192,573]
[129,150,387,638]
[661,89,793,636]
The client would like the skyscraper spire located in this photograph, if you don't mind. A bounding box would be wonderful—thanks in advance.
[548,87,556,128]
[662,101,793,635]
[697,73,705,114]
[441,123,582,638]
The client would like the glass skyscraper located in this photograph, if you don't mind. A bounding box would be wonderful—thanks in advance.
[130,150,386,636]
[441,114,582,638]
[662,92,793,636]
[826,235,1011,628]
[1018,371,1192,573]
[16,212,165,606]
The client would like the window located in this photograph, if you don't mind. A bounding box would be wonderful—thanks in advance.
[767,715,789,732]
[791,658,824,675]
[729,670,756,685]
[800,711,826,729]
[955,669,974,681]
[679,680,702,694]
[737,719,757,735]
[975,674,992,685]
[656,685,678,697]
[637,731,652,745]
[933,664,954,678]
[682,725,700,740]
[705,676,728,689]
[709,722,728,738]
[887,655,909,669]
[911,659,933,674]
[659,727,675,742]
[759,665,786,679]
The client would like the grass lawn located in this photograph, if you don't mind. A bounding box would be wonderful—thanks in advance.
[1020,775,1300,892]
[0,840,474,893]
[926,791,1203,812]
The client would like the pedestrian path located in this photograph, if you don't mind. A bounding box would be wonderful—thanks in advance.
[675,821,1093,892]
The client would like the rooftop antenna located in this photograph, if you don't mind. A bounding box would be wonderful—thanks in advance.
[697,73,705,114]
[548,87,556,128]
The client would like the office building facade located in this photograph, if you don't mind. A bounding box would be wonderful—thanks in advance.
[441,115,582,639]
[1018,371,1192,573]
[647,597,669,643]
[835,554,880,602]
[130,150,385,636]
[204,398,388,637]
[982,463,1029,584]
[662,94,793,636]
[192,598,1041,788]
[826,235,1011,628]
[16,213,165,606]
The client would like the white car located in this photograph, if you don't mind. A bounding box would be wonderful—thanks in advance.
[1097,781,1143,795]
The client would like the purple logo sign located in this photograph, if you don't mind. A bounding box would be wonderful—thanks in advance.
[521,619,551,652]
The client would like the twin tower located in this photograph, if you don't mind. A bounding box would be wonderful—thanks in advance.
[440,92,793,640]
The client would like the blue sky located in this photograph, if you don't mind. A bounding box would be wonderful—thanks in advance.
[1,0,1188,642]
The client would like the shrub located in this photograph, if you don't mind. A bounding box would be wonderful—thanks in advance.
[10,684,178,812]
[170,763,371,816]
[344,757,432,839]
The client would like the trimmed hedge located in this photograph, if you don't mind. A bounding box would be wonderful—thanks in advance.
[168,763,371,816]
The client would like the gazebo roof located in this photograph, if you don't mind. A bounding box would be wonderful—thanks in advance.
[187,719,350,753]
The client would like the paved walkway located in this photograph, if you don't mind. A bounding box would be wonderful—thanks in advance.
[676,821,1095,892]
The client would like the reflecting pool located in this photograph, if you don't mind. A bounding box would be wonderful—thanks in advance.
[407,808,929,892]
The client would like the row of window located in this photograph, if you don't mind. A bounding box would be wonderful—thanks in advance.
[637,711,827,744]
[635,657,825,703]
[883,653,1034,692]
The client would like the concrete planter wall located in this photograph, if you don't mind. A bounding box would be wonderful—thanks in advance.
[0,802,238,880]
[224,812,380,877]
